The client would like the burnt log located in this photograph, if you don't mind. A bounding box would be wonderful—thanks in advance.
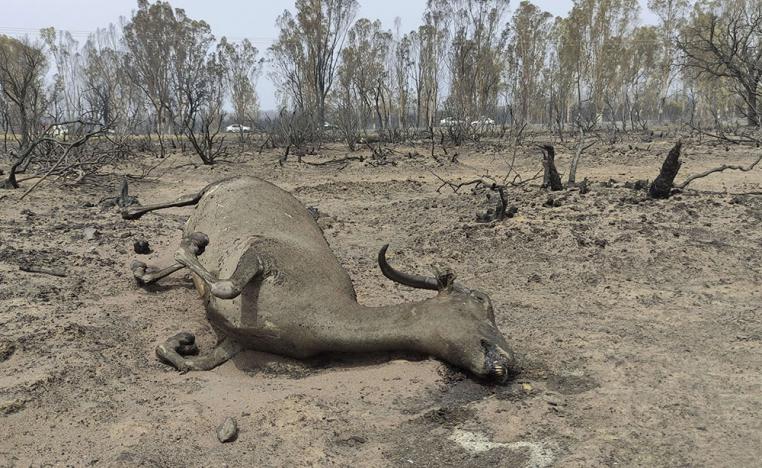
[649,142,682,199]
[540,145,563,191]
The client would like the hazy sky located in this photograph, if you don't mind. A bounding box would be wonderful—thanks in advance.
[1,0,657,109]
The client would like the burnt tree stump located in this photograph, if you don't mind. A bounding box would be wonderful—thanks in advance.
[649,142,682,199]
[540,145,563,191]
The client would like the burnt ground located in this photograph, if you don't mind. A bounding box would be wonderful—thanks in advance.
[1,137,761,466]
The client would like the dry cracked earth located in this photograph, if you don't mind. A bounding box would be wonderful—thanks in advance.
[1,136,761,467]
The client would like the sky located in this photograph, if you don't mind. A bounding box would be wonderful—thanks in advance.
[1,0,658,110]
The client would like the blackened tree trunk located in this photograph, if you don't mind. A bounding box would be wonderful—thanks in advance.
[540,145,563,191]
[746,86,759,127]
[1,162,19,189]
[649,142,682,199]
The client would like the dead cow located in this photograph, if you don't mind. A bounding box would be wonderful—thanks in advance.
[123,176,516,382]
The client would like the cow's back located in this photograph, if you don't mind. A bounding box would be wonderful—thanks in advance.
[182,177,354,300]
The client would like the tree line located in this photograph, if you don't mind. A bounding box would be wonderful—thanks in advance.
[0,0,263,165]
[271,0,761,142]
[1,0,760,167]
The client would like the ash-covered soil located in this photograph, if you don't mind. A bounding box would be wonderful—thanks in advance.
[1,138,761,467]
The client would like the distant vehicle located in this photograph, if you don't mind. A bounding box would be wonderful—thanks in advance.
[323,122,337,130]
[226,124,251,133]
[471,117,495,127]
[439,117,466,127]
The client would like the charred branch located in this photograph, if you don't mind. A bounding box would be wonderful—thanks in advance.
[19,264,67,277]
[431,173,518,223]
[677,153,762,190]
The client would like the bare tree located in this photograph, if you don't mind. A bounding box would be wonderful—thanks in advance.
[2,119,114,190]
[648,0,690,123]
[270,0,359,124]
[511,1,553,125]
[0,35,48,151]
[336,18,392,137]
[391,25,413,132]
[178,54,227,165]
[567,127,596,187]
[122,0,177,156]
[269,108,319,163]
[82,23,147,135]
[677,0,762,126]
[41,28,86,122]
[410,4,449,129]
[218,38,262,130]
[445,0,510,121]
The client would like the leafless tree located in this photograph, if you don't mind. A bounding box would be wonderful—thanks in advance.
[218,37,262,142]
[2,119,113,190]
[567,126,597,187]
[178,55,228,165]
[410,4,449,129]
[445,0,509,121]
[511,1,553,125]
[677,0,762,127]
[122,0,178,156]
[270,0,359,125]
[0,35,48,151]
[81,23,147,136]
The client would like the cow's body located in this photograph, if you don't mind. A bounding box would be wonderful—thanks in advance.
[125,176,516,381]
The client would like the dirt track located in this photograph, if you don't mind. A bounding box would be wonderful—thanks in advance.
[1,138,761,466]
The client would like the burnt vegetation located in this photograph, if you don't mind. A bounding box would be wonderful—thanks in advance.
[2,0,762,465]
[0,0,759,202]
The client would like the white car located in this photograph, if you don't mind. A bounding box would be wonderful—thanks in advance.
[226,124,251,133]
[439,117,467,127]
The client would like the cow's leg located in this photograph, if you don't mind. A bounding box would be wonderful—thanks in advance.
[174,232,263,300]
[130,260,186,285]
[121,190,205,220]
[121,178,234,220]
[156,332,241,372]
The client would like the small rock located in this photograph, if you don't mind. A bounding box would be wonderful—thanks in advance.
[624,179,649,191]
[340,435,367,447]
[119,232,132,239]
[578,178,590,194]
[83,227,100,241]
[0,399,25,416]
[0,342,15,362]
[475,209,493,223]
[133,240,151,255]
[217,417,238,443]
